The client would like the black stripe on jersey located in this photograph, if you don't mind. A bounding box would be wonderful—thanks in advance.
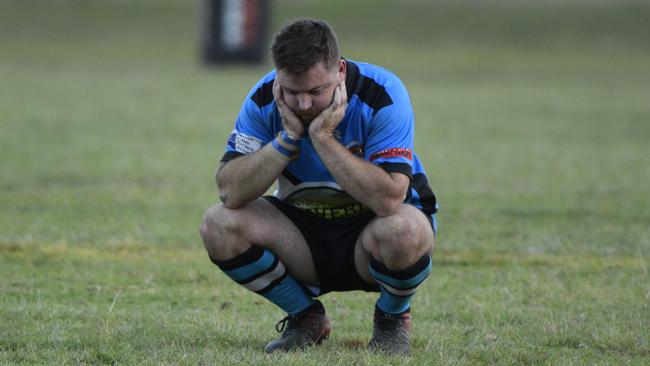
[281,169,303,185]
[250,80,275,108]
[412,173,437,215]
[345,61,393,116]
[220,151,244,163]
[379,162,412,180]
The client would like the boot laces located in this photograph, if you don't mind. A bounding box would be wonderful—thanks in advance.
[374,313,409,341]
[275,316,292,333]
[275,314,307,334]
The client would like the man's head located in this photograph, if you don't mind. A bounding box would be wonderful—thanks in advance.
[271,18,340,74]
[271,19,346,123]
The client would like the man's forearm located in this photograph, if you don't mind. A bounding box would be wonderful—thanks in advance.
[216,143,293,208]
[310,134,408,216]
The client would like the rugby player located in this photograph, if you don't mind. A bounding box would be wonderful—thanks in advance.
[199,18,438,354]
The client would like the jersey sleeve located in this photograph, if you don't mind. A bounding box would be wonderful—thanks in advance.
[221,80,276,163]
[364,82,415,180]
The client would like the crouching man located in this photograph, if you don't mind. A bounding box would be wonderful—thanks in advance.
[200,18,438,354]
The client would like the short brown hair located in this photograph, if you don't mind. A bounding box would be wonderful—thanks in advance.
[270,19,340,75]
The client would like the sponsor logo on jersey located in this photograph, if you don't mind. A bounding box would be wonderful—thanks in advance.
[228,129,262,154]
[283,186,369,219]
[291,200,369,219]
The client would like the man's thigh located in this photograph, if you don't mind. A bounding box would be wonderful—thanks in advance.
[354,204,435,283]
[219,198,319,286]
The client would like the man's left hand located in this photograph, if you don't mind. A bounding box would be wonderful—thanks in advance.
[308,80,348,141]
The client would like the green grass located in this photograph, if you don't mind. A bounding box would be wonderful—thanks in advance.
[1,0,649,364]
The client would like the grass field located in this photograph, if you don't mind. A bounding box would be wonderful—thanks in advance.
[1,0,649,364]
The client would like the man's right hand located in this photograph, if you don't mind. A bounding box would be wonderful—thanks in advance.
[273,80,305,139]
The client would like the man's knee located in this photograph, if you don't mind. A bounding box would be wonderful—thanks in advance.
[199,203,247,259]
[377,214,422,250]
[367,207,433,268]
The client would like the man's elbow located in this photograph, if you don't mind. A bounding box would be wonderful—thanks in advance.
[218,190,247,209]
[222,198,243,209]
[372,181,409,217]
[372,196,403,217]
[216,175,239,209]
[217,183,243,209]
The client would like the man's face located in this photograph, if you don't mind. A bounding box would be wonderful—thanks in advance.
[276,60,346,124]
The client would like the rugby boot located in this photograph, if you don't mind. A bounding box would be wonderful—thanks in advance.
[368,307,412,355]
[264,300,331,353]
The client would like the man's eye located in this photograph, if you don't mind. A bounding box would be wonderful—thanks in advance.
[310,90,322,95]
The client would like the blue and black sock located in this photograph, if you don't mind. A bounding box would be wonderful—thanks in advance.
[369,255,432,315]
[210,245,315,316]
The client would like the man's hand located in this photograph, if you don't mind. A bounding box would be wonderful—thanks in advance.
[308,80,348,141]
[273,80,305,138]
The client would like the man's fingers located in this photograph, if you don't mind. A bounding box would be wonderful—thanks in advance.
[331,84,342,110]
[340,80,348,105]
[273,81,285,108]
[324,84,344,115]
[272,80,279,100]
[274,83,296,123]
[332,84,347,114]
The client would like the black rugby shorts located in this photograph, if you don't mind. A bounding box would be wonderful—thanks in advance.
[264,196,380,295]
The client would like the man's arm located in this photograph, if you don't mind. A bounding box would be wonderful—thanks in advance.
[311,135,409,216]
[217,80,305,209]
[216,143,294,209]
[309,83,410,217]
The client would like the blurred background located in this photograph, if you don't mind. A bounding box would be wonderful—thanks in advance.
[1,0,649,256]
[3,3,649,362]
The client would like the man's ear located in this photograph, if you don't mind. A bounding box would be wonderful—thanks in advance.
[338,59,346,83]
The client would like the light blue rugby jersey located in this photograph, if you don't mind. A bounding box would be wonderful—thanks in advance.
[221,60,438,223]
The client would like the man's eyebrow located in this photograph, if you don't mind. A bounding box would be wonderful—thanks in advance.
[284,82,331,93]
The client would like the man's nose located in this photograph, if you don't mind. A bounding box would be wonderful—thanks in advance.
[297,94,312,111]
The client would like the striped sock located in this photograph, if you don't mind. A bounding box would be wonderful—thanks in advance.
[210,246,315,316]
[369,255,432,315]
